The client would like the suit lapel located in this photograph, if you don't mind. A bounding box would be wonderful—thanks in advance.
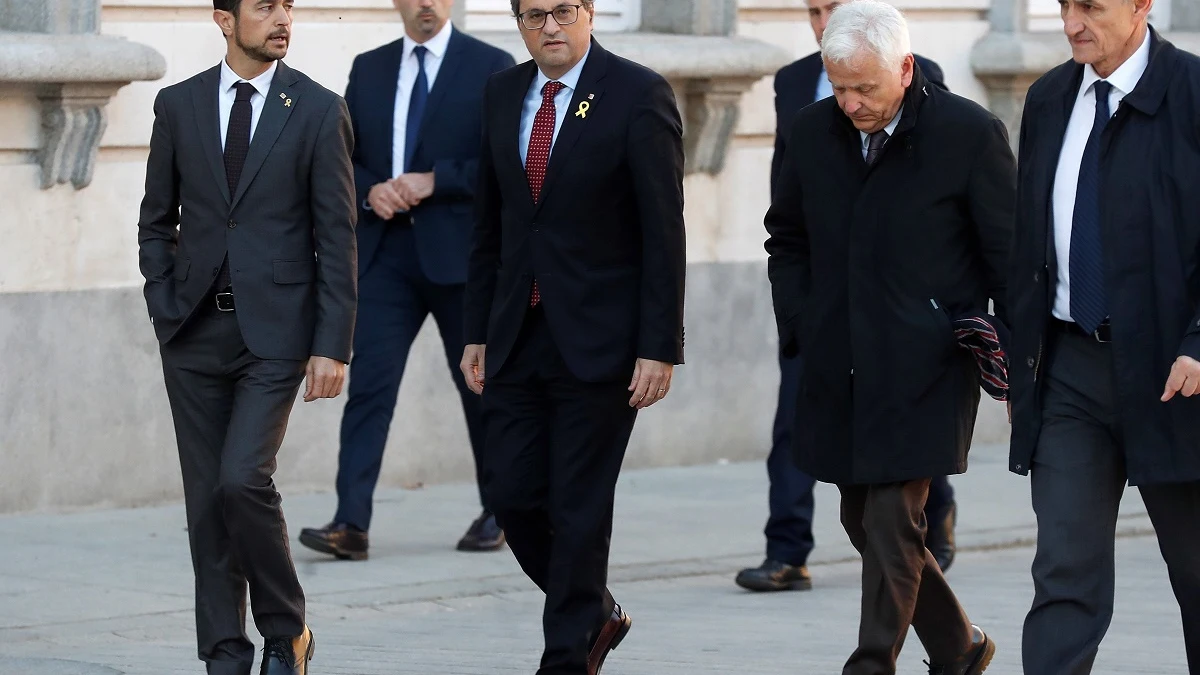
[193,65,230,205]
[1039,65,1084,271]
[536,41,609,212]
[408,30,467,164]
[230,61,301,209]
[499,62,536,188]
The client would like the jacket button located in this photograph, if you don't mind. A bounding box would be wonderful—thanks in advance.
[211,267,218,275]
[1026,357,1036,368]
[1033,271,1040,282]
[228,220,236,228]
[1015,463,1023,471]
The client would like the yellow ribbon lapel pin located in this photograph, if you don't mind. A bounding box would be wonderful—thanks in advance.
[574,100,590,119]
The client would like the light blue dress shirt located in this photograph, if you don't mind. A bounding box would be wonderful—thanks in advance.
[519,46,592,166]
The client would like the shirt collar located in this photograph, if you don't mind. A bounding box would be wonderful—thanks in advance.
[534,43,591,96]
[219,58,277,99]
[404,20,454,61]
[861,104,904,148]
[1080,27,1151,98]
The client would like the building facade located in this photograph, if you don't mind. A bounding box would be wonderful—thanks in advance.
[0,0,1180,512]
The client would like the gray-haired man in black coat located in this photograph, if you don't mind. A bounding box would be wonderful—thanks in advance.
[764,1,1013,672]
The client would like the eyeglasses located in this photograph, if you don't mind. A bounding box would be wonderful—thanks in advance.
[517,4,583,30]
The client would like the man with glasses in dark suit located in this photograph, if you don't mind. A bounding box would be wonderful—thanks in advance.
[462,1,685,672]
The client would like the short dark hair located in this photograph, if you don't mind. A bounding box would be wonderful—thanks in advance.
[214,0,242,12]
[511,0,595,17]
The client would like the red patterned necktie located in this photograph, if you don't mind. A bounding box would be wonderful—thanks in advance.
[525,80,565,307]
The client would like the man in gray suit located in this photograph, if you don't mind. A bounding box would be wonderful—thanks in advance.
[136,1,356,673]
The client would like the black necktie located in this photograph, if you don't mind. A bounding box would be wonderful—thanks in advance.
[1070,79,1113,334]
[217,81,254,292]
[865,130,889,167]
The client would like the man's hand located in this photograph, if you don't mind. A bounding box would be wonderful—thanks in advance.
[628,359,673,409]
[367,181,410,220]
[304,356,346,402]
[393,172,435,207]
[461,344,486,395]
[1162,355,1200,402]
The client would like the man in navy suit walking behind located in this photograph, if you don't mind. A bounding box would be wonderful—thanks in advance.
[300,0,515,559]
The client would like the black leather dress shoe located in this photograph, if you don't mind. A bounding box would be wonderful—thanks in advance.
[298,522,368,560]
[456,511,505,552]
[927,501,958,572]
[588,604,632,675]
[926,625,994,675]
[734,559,813,592]
[260,625,314,675]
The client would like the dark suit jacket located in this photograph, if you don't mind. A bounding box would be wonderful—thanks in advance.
[1008,28,1200,484]
[346,28,515,282]
[764,63,1015,484]
[465,39,686,383]
[770,52,946,198]
[137,61,358,363]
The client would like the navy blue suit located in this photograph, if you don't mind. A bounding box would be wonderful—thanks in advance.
[764,52,954,566]
[335,28,515,532]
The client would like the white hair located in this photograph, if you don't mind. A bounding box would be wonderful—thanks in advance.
[821,0,912,72]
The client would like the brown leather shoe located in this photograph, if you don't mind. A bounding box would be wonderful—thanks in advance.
[259,624,314,675]
[734,559,812,592]
[587,604,632,675]
[298,522,368,561]
[926,625,994,675]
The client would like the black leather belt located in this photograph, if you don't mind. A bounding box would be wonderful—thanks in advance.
[1051,318,1110,343]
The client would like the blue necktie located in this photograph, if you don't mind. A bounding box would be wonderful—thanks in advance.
[404,45,428,174]
[1070,79,1113,334]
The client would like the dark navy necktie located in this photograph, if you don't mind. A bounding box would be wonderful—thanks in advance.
[404,45,428,173]
[1070,79,1113,334]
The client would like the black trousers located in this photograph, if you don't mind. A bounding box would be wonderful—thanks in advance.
[838,480,972,675]
[481,307,637,675]
[335,226,486,531]
[1023,328,1200,675]
[160,303,307,675]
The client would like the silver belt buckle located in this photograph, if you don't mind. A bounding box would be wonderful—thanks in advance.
[215,292,235,312]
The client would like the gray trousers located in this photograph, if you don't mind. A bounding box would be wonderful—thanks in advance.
[1023,328,1200,675]
[160,303,308,675]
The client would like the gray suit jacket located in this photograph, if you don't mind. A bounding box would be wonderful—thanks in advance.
[137,60,358,363]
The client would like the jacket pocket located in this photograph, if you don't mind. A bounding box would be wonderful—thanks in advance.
[173,257,191,281]
[273,259,316,284]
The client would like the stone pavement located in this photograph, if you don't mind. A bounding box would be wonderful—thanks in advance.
[0,443,1186,674]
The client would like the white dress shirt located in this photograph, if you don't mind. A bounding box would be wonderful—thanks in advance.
[392,21,454,177]
[520,45,592,166]
[218,59,277,149]
[816,65,834,103]
[1051,30,1151,321]
[859,106,903,159]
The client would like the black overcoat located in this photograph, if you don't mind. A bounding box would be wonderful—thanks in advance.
[765,64,1016,484]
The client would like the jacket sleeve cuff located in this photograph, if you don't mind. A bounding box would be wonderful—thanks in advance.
[1179,332,1200,362]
